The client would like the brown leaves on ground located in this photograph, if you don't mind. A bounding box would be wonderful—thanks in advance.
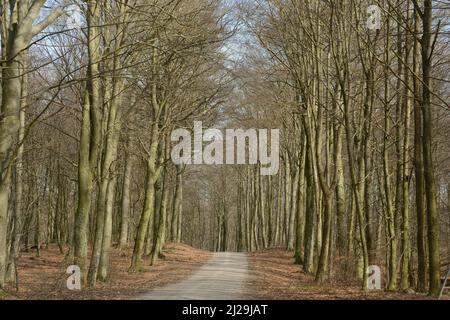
[1,243,211,300]
[2,245,446,300]
[244,248,438,300]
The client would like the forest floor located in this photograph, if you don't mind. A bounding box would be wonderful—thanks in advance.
[243,248,446,300]
[2,245,448,300]
[0,243,211,300]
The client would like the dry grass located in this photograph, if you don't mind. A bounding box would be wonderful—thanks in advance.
[1,243,211,300]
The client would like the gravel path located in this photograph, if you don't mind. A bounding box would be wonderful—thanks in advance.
[139,252,248,300]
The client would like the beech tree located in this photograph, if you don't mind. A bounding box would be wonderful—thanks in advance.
[0,0,448,299]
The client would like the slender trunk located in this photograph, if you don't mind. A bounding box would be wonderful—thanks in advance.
[400,3,412,290]
[73,1,102,284]
[98,177,117,280]
[284,153,291,246]
[335,124,346,257]
[6,51,27,283]
[171,165,183,242]
[413,5,427,293]
[303,143,316,274]
[129,126,160,272]
[119,140,132,249]
[382,16,398,291]
[150,165,169,265]
[420,0,440,296]
[288,163,299,250]
[294,140,306,264]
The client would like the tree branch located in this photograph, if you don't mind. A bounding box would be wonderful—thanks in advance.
[31,7,64,36]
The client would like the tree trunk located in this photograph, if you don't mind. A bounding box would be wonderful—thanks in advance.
[171,165,183,243]
[119,139,132,249]
[419,0,440,296]
[294,140,306,264]
[413,4,427,293]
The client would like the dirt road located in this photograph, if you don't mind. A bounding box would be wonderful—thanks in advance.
[139,252,248,300]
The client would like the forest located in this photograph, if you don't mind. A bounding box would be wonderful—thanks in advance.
[0,0,449,300]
